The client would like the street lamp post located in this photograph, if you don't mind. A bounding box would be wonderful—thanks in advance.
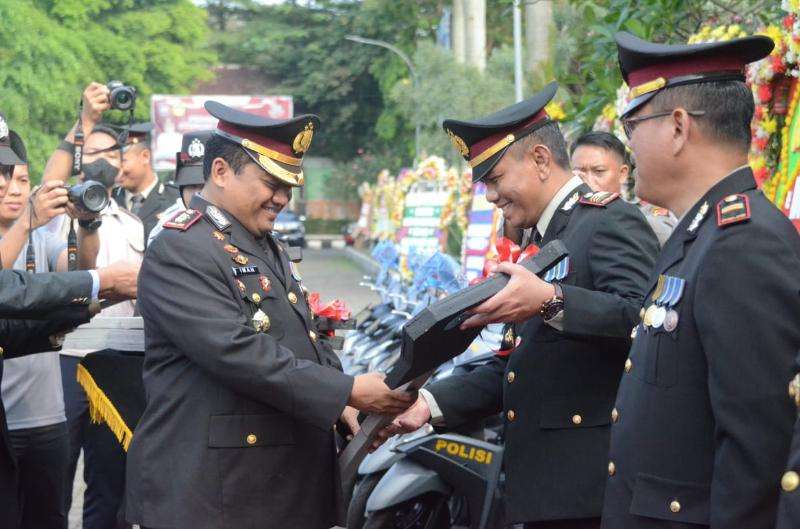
[346,35,420,163]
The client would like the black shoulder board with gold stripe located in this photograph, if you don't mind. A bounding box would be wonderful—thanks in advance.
[163,209,202,231]
[716,194,750,227]
[579,191,620,207]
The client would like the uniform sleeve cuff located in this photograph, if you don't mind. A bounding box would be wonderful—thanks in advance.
[419,388,446,426]
[543,310,565,331]
[88,270,100,301]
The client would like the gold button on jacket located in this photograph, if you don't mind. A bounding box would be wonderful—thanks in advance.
[669,500,681,513]
[507,371,516,383]
[608,461,616,476]
[246,434,257,445]
[611,408,619,423]
[624,358,633,373]
[506,409,516,421]
[288,292,298,304]
[782,470,799,492]
[309,330,317,342]
[572,414,582,425]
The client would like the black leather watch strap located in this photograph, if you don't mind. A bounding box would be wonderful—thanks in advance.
[78,218,102,232]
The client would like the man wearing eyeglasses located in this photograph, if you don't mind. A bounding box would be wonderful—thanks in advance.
[601,32,800,529]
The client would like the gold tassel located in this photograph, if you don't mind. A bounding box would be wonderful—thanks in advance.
[76,363,134,451]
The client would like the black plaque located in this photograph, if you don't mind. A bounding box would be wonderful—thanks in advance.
[385,239,568,388]
[340,240,568,481]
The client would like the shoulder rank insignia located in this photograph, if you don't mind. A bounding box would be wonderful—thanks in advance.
[687,201,709,233]
[561,191,580,212]
[205,205,231,231]
[163,209,202,231]
[716,194,750,227]
[579,191,619,207]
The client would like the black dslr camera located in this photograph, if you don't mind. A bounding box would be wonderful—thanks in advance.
[67,181,109,213]
[107,81,136,111]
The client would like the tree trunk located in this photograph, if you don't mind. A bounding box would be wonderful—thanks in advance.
[525,0,553,71]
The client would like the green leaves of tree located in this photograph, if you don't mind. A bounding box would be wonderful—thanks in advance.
[0,0,214,178]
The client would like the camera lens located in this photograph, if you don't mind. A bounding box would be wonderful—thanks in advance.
[81,182,108,212]
[107,81,136,111]
[68,181,109,213]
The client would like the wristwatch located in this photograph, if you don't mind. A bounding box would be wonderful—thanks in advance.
[539,282,565,321]
[78,218,103,232]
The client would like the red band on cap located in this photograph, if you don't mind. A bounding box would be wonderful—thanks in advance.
[471,110,547,162]
[217,121,294,158]
[627,55,745,89]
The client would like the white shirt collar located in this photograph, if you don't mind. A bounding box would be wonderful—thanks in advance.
[125,176,158,206]
[536,175,584,237]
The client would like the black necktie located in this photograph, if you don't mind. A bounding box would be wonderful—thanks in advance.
[532,229,543,246]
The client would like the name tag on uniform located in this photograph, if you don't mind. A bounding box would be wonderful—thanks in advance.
[232,266,260,277]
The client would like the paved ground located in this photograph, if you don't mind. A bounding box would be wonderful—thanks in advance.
[68,248,378,529]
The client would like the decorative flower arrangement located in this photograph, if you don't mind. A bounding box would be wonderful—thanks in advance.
[364,156,475,246]
[545,101,567,122]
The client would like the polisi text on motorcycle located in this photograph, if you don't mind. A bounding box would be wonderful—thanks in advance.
[434,440,493,464]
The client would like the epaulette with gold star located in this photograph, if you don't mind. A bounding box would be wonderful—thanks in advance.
[579,191,620,207]
[716,194,750,227]
[163,209,202,231]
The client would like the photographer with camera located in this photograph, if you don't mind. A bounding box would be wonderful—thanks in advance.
[38,81,146,527]
[58,125,144,529]
[0,123,115,529]
[44,81,176,245]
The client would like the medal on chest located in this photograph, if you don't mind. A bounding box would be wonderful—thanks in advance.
[642,274,685,332]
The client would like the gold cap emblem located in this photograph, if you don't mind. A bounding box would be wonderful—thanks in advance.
[292,122,314,154]
[447,129,469,158]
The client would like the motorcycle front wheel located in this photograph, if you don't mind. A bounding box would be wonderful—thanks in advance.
[362,492,450,529]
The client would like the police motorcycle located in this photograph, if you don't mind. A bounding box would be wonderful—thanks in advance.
[363,251,466,374]
[340,242,405,373]
[346,330,503,529]
[349,249,431,375]
[343,249,462,377]
[347,261,506,529]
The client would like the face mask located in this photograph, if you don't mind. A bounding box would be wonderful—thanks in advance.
[82,158,118,188]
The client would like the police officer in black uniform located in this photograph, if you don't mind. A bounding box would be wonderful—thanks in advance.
[777,357,800,528]
[148,130,212,244]
[601,32,800,529]
[125,102,414,529]
[390,83,659,528]
[111,123,178,242]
